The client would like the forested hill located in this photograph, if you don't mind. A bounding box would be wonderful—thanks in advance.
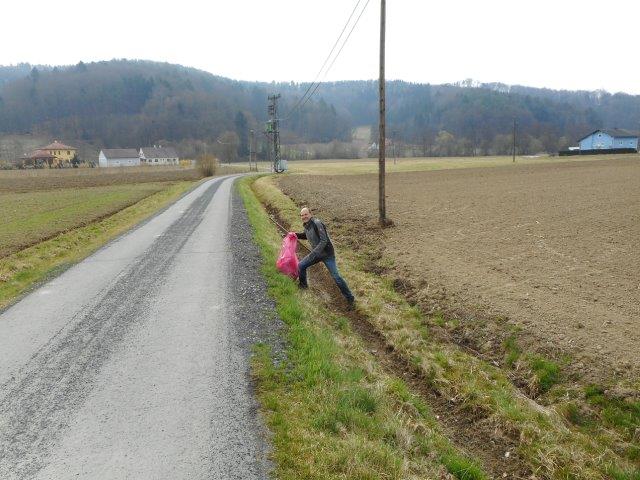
[0,60,350,151]
[297,80,640,154]
[0,64,49,85]
[1,60,639,155]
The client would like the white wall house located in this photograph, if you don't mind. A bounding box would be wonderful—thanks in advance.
[98,149,141,167]
[139,146,180,165]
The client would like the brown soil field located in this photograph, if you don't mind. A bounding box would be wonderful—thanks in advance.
[0,167,201,193]
[278,157,640,385]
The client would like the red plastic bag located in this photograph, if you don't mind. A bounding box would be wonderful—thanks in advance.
[276,232,299,279]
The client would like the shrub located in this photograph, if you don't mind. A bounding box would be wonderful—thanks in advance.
[197,154,218,177]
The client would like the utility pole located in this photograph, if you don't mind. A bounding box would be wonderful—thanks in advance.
[378,0,387,225]
[512,118,517,162]
[267,94,284,173]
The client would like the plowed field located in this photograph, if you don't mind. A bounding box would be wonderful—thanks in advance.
[278,157,640,383]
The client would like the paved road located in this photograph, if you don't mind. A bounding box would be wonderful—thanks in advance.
[0,176,277,479]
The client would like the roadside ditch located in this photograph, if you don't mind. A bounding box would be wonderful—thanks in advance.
[264,203,532,479]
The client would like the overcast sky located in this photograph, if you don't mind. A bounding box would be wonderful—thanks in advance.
[2,0,639,94]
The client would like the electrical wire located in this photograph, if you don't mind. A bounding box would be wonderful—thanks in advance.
[293,0,371,115]
[283,0,371,121]
[284,0,363,119]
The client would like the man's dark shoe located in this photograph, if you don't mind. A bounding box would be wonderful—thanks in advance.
[298,282,308,290]
[346,298,356,311]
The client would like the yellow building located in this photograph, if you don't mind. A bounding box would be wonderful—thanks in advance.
[43,140,76,164]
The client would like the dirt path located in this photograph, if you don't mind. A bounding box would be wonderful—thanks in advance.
[278,157,640,384]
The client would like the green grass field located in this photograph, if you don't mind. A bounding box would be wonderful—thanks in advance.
[0,184,167,257]
[284,153,637,175]
[0,181,200,309]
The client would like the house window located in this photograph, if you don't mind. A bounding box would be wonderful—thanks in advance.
[67,151,70,155]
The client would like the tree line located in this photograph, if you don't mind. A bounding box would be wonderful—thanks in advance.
[1,60,639,160]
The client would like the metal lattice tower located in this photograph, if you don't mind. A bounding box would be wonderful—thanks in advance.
[266,94,284,173]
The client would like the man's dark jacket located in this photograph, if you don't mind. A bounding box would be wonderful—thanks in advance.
[296,217,335,262]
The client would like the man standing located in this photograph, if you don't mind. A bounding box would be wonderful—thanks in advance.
[295,207,355,308]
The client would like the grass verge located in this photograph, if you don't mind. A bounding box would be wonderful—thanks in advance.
[254,174,639,480]
[238,176,491,479]
[0,180,199,310]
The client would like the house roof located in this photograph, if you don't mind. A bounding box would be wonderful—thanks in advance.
[140,146,179,158]
[578,129,639,142]
[100,148,140,159]
[601,128,638,138]
[27,149,56,159]
[43,140,75,150]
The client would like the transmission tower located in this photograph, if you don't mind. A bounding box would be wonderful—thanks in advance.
[266,94,285,173]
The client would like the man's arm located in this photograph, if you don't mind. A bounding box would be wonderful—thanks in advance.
[295,231,307,239]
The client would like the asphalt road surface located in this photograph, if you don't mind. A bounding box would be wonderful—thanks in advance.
[0,175,280,479]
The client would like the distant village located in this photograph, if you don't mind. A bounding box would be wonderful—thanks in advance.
[11,141,181,169]
[5,128,639,170]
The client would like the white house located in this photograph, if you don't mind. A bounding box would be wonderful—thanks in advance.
[139,146,180,165]
[578,129,639,152]
[98,149,141,167]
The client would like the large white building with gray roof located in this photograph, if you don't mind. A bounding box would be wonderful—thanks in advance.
[98,149,141,167]
[139,146,180,165]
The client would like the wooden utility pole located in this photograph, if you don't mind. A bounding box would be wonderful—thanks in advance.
[378,0,387,225]
[512,118,516,162]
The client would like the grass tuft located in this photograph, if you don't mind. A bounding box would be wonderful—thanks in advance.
[585,384,640,440]
[503,335,521,367]
[528,355,561,393]
[441,453,489,480]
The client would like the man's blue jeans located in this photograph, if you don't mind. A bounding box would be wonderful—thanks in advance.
[298,256,354,302]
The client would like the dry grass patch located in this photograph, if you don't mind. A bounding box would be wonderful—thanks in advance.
[284,154,632,175]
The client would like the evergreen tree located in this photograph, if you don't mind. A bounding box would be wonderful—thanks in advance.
[234,111,249,158]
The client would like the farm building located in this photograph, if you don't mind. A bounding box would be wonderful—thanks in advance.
[139,146,180,165]
[578,129,639,152]
[98,149,141,167]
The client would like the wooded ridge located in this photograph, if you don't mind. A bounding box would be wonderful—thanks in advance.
[1,60,638,157]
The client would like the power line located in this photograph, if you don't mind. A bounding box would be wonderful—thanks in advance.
[294,0,371,115]
[283,0,371,120]
[285,0,363,119]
